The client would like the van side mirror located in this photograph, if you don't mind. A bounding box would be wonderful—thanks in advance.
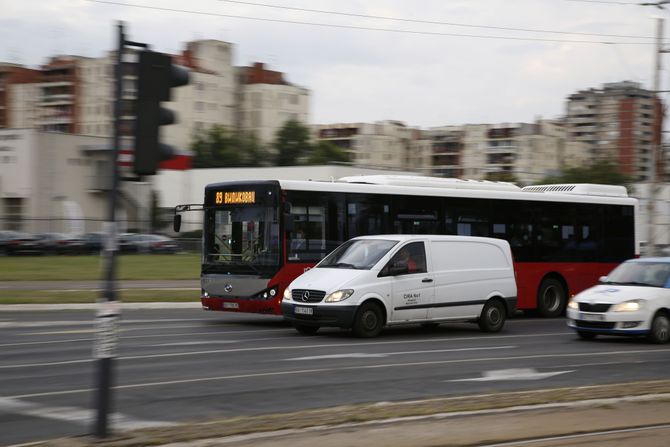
[173,214,182,233]
[598,276,607,284]
[389,265,409,276]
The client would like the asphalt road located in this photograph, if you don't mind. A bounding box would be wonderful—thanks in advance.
[1,308,670,446]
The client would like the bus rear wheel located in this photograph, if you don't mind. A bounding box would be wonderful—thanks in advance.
[537,278,566,318]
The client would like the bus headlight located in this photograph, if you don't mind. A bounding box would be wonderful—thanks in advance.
[612,300,645,312]
[254,286,279,300]
[283,288,292,301]
[324,289,354,303]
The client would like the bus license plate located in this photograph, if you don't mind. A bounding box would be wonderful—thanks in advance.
[580,313,604,321]
[223,302,239,309]
[294,306,313,315]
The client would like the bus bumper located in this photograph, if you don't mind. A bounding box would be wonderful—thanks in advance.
[281,302,358,328]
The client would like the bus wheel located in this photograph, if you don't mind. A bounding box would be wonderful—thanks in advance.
[294,324,319,335]
[478,299,506,333]
[648,312,670,344]
[352,302,384,338]
[537,278,566,318]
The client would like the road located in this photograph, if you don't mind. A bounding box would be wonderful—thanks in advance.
[1,308,670,445]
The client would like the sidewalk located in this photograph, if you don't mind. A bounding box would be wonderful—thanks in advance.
[34,381,670,447]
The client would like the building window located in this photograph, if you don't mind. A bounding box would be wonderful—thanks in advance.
[3,198,23,231]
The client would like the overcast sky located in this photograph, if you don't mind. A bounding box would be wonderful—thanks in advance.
[1,0,667,128]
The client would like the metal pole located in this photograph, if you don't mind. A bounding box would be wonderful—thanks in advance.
[93,21,124,438]
[648,17,663,256]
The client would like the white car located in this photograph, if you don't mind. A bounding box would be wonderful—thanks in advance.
[566,258,670,343]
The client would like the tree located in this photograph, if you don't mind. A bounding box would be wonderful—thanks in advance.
[274,120,311,166]
[192,125,265,168]
[539,160,632,187]
[306,140,349,165]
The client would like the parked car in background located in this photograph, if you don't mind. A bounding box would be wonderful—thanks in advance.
[130,234,179,254]
[82,232,105,254]
[0,231,42,256]
[35,233,86,255]
[119,233,139,253]
[567,257,670,344]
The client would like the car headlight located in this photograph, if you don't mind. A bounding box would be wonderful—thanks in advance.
[324,289,354,303]
[612,299,645,312]
[283,288,292,301]
[567,299,578,310]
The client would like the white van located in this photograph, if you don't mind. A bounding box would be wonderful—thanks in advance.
[281,235,517,337]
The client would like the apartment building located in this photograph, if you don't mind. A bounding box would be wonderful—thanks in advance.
[237,62,310,145]
[313,121,431,171]
[1,41,309,152]
[427,121,590,185]
[565,81,663,181]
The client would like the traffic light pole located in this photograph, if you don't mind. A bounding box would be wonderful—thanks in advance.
[93,21,125,439]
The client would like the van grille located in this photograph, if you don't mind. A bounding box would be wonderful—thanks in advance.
[291,289,326,303]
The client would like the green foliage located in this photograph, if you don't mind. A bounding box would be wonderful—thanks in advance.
[539,160,632,186]
[192,125,265,168]
[274,119,312,166]
[306,140,349,165]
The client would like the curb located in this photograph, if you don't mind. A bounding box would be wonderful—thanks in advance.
[0,302,202,311]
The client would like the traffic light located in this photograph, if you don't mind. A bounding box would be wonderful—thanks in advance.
[133,50,190,176]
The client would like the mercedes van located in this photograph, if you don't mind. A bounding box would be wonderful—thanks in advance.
[281,235,517,337]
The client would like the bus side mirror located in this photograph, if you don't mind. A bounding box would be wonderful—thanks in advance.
[284,214,295,232]
[173,214,182,233]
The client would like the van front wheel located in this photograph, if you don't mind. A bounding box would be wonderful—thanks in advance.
[352,302,384,338]
[478,299,506,333]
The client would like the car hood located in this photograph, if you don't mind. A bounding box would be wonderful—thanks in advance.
[575,284,662,303]
[289,267,370,293]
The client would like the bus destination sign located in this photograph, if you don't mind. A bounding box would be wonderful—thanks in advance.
[216,191,256,205]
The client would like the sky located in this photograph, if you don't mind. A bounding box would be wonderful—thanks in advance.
[1,0,668,128]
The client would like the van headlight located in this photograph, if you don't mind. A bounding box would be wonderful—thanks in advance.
[611,299,645,312]
[567,298,578,310]
[324,289,354,303]
[283,288,292,301]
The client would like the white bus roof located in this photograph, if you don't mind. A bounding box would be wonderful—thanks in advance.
[272,175,635,206]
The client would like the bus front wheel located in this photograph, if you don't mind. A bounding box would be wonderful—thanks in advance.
[537,278,566,318]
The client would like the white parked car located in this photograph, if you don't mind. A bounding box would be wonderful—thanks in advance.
[281,235,517,337]
[566,257,670,343]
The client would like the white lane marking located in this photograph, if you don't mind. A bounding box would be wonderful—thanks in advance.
[0,396,172,430]
[449,368,575,382]
[0,318,210,329]
[285,346,517,361]
[0,332,287,348]
[146,340,241,347]
[8,348,670,399]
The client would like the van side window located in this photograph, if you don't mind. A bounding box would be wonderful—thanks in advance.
[385,242,427,275]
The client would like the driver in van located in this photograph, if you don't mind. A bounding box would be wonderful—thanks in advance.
[398,248,417,273]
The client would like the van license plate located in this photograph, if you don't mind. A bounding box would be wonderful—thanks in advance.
[580,313,604,321]
[223,302,239,309]
[294,306,313,315]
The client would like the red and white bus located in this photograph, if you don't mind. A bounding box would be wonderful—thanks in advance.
[175,175,638,318]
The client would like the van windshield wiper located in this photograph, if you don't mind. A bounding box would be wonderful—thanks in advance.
[331,262,356,269]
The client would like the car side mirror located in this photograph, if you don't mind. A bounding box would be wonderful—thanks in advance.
[173,214,182,233]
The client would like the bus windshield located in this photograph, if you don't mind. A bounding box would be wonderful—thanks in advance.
[204,206,280,275]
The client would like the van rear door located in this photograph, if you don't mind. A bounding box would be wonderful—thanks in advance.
[385,241,435,322]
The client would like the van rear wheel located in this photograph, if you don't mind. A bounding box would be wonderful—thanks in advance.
[478,299,506,333]
[352,302,384,338]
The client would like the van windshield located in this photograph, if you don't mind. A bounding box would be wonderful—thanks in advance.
[318,239,398,270]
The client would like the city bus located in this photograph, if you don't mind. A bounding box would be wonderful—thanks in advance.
[174,175,638,318]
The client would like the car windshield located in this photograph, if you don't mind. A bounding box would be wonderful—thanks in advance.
[318,239,398,270]
[603,261,670,288]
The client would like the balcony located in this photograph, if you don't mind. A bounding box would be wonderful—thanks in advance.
[39,94,74,106]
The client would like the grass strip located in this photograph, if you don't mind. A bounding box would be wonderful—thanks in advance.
[0,289,199,304]
[0,254,200,281]
[36,379,670,447]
